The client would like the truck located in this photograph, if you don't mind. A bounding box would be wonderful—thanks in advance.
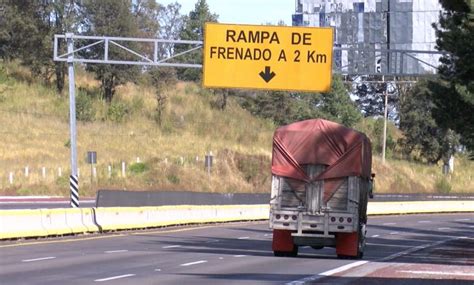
[269,119,374,259]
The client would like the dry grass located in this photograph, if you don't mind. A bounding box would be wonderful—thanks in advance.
[0,62,472,197]
[372,156,473,194]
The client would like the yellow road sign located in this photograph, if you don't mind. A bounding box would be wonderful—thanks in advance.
[203,23,334,92]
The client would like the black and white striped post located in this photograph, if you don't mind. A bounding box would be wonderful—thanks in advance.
[67,33,79,208]
[70,175,79,207]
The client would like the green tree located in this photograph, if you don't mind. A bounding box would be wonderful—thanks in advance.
[82,0,140,103]
[399,80,460,163]
[176,0,218,82]
[239,76,361,127]
[318,76,362,127]
[158,2,184,58]
[133,0,161,38]
[431,0,474,154]
[0,0,82,92]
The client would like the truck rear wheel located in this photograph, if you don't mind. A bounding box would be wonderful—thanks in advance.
[274,246,298,257]
[336,223,366,259]
[272,229,298,257]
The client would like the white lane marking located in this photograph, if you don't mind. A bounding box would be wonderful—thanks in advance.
[319,261,369,276]
[234,255,247,258]
[367,243,414,249]
[104,250,128,254]
[437,227,451,230]
[383,223,396,225]
[206,239,220,243]
[469,226,474,228]
[389,232,399,235]
[418,221,432,223]
[455,219,470,222]
[371,235,380,238]
[154,269,161,272]
[398,270,474,277]
[162,245,182,249]
[286,261,368,285]
[238,236,250,240]
[219,257,224,260]
[264,234,271,237]
[380,238,455,262]
[180,260,207,267]
[94,274,135,282]
[22,256,56,263]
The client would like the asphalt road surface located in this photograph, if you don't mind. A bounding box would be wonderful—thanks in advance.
[1,213,473,285]
[0,197,96,210]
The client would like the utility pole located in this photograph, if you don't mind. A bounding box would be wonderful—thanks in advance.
[382,76,388,164]
[67,33,79,208]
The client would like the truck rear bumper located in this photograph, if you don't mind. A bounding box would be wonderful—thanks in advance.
[270,209,357,234]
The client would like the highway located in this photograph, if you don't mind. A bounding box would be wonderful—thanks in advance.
[1,213,473,284]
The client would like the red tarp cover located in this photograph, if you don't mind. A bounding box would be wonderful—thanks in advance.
[272,119,372,202]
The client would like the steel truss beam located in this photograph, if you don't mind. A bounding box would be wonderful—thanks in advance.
[54,34,446,77]
[54,34,203,68]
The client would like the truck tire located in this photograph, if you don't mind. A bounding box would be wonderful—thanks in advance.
[357,223,367,259]
[336,223,366,259]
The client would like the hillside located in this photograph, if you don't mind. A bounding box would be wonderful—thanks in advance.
[0,62,472,197]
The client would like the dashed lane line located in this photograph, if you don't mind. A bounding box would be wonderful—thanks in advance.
[180,260,208,267]
[94,274,136,282]
[162,245,182,249]
[104,250,128,254]
[22,256,56,262]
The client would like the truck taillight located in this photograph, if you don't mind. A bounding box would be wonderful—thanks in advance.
[331,217,336,222]
[284,215,289,220]
[347,217,352,223]
[292,215,297,220]
[276,214,281,220]
[339,217,344,223]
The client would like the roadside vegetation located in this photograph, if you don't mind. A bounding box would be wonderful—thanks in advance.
[0,0,472,197]
[0,62,472,197]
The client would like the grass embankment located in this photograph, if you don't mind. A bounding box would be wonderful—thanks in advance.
[0,62,472,197]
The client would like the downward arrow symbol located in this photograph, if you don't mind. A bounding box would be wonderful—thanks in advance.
[259,66,276,83]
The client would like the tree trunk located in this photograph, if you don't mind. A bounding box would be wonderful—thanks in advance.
[103,75,115,103]
[55,62,65,94]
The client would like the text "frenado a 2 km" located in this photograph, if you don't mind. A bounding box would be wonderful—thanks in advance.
[208,29,327,63]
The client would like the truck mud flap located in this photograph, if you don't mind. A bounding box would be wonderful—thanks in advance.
[272,229,297,254]
[336,232,359,257]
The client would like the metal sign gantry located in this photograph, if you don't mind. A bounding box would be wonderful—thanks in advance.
[54,33,445,207]
[54,34,203,207]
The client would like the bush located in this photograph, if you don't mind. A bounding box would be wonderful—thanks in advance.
[129,162,148,174]
[76,91,96,122]
[167,174,180,184]
[107,101,129,122]
[435,176,452,194]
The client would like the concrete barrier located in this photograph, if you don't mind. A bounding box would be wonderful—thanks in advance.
[41,208,73,236]
[94,205,270,231]
[1,201,473,240]
[0,209,47,239]
[80,208,100,233]
[368,200,474,215]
